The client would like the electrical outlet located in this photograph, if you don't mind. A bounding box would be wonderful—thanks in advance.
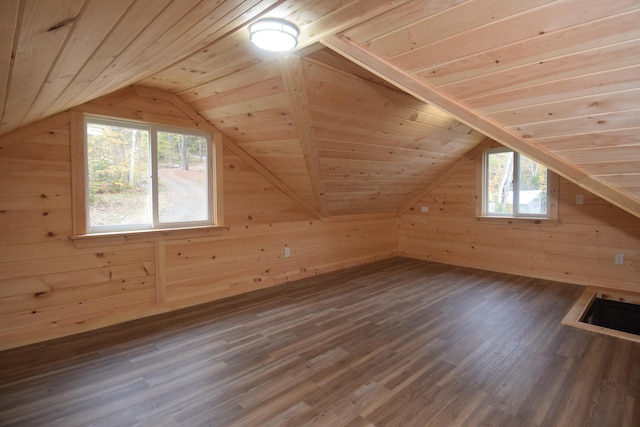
[284,247,291,258]
[615,253,624,265]
[421,206,429,213]
[576,194,584,205]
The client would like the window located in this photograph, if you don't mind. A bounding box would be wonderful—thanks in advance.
[84,117,214,233]
[482,148,553,218]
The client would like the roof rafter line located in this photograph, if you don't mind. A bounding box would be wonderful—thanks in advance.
[133,85,323,220]
[320,34,640,220]
[279,55,329,218]
[222,136,324,220]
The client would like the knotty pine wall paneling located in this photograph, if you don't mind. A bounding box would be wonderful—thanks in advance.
[398,148,640,293]
[0,89,396,351]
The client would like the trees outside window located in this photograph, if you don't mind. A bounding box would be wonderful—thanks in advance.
[484,148,550,217]
[85,117,213,232]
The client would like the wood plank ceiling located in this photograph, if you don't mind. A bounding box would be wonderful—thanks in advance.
[1,0,639,218]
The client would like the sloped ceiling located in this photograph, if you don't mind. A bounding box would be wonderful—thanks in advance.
[1,0,639,219]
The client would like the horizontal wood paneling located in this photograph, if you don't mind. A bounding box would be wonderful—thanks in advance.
[398,148,640,293]
[230,139,316,209]
[302,57,483,215]
[163,218,397,304]
[1,0,639,350]
[183,46,484,217]
[1,0,639,222]
[0,88,396,351]
[0,259,636,426]
[411,4,640,81]
[339,0,640,218]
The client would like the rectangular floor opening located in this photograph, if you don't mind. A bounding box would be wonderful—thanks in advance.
[563,287,640,343]
[582,297,640,336]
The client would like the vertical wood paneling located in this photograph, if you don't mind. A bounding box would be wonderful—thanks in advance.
[155,240,166,304]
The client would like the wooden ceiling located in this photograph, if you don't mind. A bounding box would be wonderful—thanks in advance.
[1,0,639,219]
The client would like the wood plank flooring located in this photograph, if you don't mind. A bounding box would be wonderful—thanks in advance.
[0,258,638,426]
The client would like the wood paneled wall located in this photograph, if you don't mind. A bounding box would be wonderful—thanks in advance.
[398,147,640,293]
[2,84,638,351]
[0,91,396,351]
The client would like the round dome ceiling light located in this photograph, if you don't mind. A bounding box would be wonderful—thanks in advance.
[249,18,299,52]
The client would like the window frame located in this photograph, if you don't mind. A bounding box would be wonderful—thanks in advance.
[71,112,224,240]
[479,146,558,221]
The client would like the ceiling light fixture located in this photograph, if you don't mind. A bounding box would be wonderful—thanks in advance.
[249,18,299,52]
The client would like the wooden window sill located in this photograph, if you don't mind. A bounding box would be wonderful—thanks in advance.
[475,216,560,226]
[71,225,230,248]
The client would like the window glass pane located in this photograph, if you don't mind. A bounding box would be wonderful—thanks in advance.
[518,154,548,215]
[157,131,209,224]
[486,151,514,215]
[86,122,151,229]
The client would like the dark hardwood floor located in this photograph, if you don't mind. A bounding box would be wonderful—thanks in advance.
[0,258,638,426]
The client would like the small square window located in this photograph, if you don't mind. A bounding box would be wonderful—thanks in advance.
[483,148,554,218]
